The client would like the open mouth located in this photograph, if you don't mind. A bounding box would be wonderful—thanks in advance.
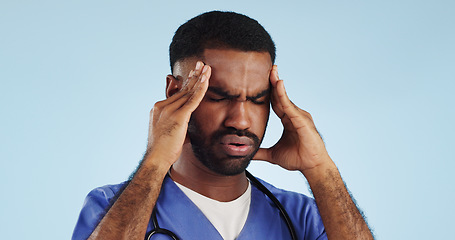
[220,135,254,156]
[230,143,245,146]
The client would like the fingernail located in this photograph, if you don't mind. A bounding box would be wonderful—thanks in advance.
[188,70,194,78]
[196,61,203,71]
[200,74,207,83]
[202,65,208,73]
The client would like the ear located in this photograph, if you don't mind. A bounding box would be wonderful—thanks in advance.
[166,74,181,98]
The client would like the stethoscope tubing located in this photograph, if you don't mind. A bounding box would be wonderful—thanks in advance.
[146,170,297,240]
[245,170,298,240]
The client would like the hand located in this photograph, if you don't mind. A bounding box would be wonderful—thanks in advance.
[254,65,331,173]
[146,61,211,168]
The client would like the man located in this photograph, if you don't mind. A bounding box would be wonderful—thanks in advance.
[73,11,373,240]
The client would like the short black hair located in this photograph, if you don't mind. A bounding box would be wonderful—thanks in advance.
[169,11,276,73]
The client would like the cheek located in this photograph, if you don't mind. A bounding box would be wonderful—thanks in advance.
[251,104,270,132]
[192,102,226,130]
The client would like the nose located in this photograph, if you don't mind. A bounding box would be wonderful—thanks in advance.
[224,101,251,131]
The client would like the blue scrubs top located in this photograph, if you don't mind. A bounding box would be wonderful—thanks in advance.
[72,176,327,240]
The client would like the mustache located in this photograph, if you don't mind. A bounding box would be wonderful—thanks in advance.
[211,128,260,145]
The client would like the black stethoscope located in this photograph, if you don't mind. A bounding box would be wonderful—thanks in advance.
[145,170,297,240]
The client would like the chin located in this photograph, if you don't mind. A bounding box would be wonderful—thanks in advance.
[214,157,252,176]
[196,152,255,176]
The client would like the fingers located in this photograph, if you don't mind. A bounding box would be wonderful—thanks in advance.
[270,66,297,118]
[269,65,280,87]
[276,79,307,123]
[269,66,313,130]
[269,65,285,118]
[178,65,210,113]
[253,148,282,166]
[253,148,271,161]
[156,61,210,114]
[165,61,206,104]
[146,61,210,166]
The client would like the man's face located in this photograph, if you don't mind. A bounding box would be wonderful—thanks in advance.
[175,49,272,176]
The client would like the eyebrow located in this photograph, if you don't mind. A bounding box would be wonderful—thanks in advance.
[207,87,270,100]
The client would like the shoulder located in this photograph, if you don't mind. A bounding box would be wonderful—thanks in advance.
[86,181,129,202]
[81,181,130,218]
[72,181,128,240]
[255,177,327,240]
[256,178,316,207]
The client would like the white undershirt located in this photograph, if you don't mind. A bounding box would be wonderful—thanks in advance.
[174,181,251,240]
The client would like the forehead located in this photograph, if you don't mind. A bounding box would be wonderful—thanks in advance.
[202,49,272,95]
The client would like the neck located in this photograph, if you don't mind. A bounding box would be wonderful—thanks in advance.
[170,143,248,202]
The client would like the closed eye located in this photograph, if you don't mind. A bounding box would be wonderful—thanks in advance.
[209,97,266,104]
[251,99,266,104]
[209,97,227,102]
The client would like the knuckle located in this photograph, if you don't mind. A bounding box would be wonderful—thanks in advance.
[153,99,174,112]
[304,111,312,118]
[153,100,165,110]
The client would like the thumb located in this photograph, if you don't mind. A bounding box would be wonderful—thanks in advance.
[253,148,272,162]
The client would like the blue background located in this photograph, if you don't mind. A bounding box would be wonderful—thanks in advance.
[1,1,454,239]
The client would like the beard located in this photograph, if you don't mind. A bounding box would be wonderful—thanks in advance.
[187,116,265,176]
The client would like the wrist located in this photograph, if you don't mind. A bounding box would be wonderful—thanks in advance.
[300,156,338,185]
[129,150,174,189]
[142,150,174,176]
